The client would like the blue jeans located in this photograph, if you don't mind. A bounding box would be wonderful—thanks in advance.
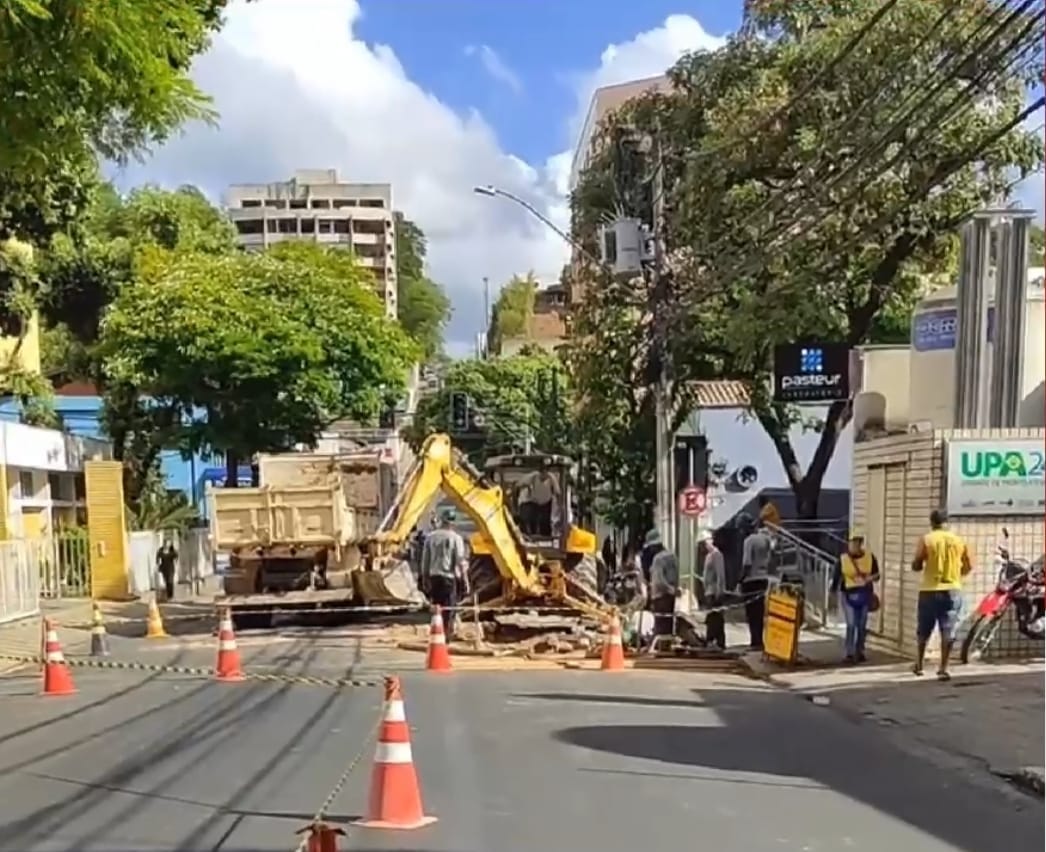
[842,591,870,658]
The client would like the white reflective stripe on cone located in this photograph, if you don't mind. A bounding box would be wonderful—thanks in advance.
[45,632,59,642]
[428,632,446,645]
[46,652,65,663]
[374,741,413,764]
[218,641,238,651]
[383,699,406,722]
[219,621,233,632]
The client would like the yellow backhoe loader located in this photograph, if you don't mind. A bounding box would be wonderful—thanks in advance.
[354,433,609,619]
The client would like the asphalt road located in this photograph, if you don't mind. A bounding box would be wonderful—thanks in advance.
[0,634,1041,852]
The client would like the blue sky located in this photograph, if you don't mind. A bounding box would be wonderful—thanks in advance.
[120,0,1043,355]
[353,0,743,164]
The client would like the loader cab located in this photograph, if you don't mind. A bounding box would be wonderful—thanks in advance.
[483,453,594,559]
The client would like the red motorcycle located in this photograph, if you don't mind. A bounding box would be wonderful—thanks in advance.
[960,529,1044,664]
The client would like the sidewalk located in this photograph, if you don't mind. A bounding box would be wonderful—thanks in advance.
[743,630,1045,797]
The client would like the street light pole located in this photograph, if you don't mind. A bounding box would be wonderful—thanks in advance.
[472,184,599,264]
[649,133,675,553]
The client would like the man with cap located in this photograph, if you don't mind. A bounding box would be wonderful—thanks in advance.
[700,529,727,650]
[838,530,880,664]
[420,508,468,638]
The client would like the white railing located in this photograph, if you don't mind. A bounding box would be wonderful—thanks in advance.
[0,539,43,624]
[37,533,91,599]
[765,523,842,628]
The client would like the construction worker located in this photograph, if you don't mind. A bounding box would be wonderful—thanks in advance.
[420,508,468,638]
[757,494,781,528]
[740,520,774,650]
[839,531,880,664]
[910,509,972,681]
[517,468,559,536]
[700,529,727,650]
[647,530,680,640]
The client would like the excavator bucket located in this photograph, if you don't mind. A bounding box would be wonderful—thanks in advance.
[351,560,427,608]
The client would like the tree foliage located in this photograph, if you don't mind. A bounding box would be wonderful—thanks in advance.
[100,242,416,482]
[570,0,1044,517]
[487,273,538,353]
[0,0,232,173]
[405,349,575,465]
[394,213,450,362]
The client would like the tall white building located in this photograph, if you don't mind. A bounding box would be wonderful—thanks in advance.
[225,169,398,317]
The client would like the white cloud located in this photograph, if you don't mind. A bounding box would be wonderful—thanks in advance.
[112,1,726,355]
[464,44,522,95]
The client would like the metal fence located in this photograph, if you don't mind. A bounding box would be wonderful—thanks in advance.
[0,539,43,624]
[37,531,92,599]
[767,523,842,629]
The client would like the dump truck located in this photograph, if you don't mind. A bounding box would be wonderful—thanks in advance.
[208,449,423,629]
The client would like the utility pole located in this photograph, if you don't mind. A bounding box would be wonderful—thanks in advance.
[482,276,491,358]
[649,129,675,552]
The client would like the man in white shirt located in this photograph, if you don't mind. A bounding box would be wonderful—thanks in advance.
[700,529,727,650]
[518,469,559,536]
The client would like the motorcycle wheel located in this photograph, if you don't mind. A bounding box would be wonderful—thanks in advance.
[959,613,1004,664]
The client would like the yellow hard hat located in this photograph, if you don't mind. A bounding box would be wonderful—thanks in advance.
[848,530,864,541]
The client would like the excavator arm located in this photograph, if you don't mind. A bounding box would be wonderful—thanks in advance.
[372,434,542,596]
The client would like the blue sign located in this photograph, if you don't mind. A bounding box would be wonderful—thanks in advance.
[799,347,824,373]
[201,466,254,487]
[912,307,996,352]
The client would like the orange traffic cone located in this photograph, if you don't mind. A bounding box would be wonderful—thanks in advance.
[145,599,168,639]
[425,607,452,673]
[214,608,245,682]
[41,619,77,697]
[354,676,437,831]
[600,612,626,671]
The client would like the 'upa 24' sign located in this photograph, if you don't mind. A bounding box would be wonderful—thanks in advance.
[945,439,1046,517]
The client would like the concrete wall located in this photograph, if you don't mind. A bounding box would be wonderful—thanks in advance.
[852,426,1044,659]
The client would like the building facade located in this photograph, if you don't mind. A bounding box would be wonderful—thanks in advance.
[0,419,111,538]
[225,169,398,318]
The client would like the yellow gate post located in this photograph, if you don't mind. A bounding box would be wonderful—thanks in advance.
[84,460,131,601]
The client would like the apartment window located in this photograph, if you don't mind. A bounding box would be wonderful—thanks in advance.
[277,219,296,234]
[264,199,286,209]
[318,220,334,234]
[360,199,385,208]
[301,218,316,234]
[48,472,62,500]
[235,219,263,235]
[354,219,384,235]
[266,219,279,233]
[74,474,86,501]
[18,470,34,500]
[355,243,383,259]
[333,199,357,209]
[333,219,350,235]
[240,199,262,208]
[289,199,307,209]
[311,199,330,209]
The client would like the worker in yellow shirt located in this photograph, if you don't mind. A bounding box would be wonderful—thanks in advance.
[910,509,973,681]
[839,531,880,664]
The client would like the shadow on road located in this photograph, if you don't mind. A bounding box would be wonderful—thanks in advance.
[552,684,1044,852]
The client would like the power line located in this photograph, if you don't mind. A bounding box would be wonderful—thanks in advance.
[679,0,1043,309]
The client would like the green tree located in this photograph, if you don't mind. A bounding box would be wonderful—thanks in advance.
[488,273,538,353]
[100,242,416,485]
[1030,224,1045,266]
[405,349,574,465]
[37,184,240,503]
[0,0,231,173]
[571,0,1043,517]
[394,213,450,362]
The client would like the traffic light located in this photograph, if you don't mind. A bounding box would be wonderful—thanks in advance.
[449,391,469,432]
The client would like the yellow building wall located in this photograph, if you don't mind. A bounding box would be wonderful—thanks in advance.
[0,310,42,375]
[85,460,130,600]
